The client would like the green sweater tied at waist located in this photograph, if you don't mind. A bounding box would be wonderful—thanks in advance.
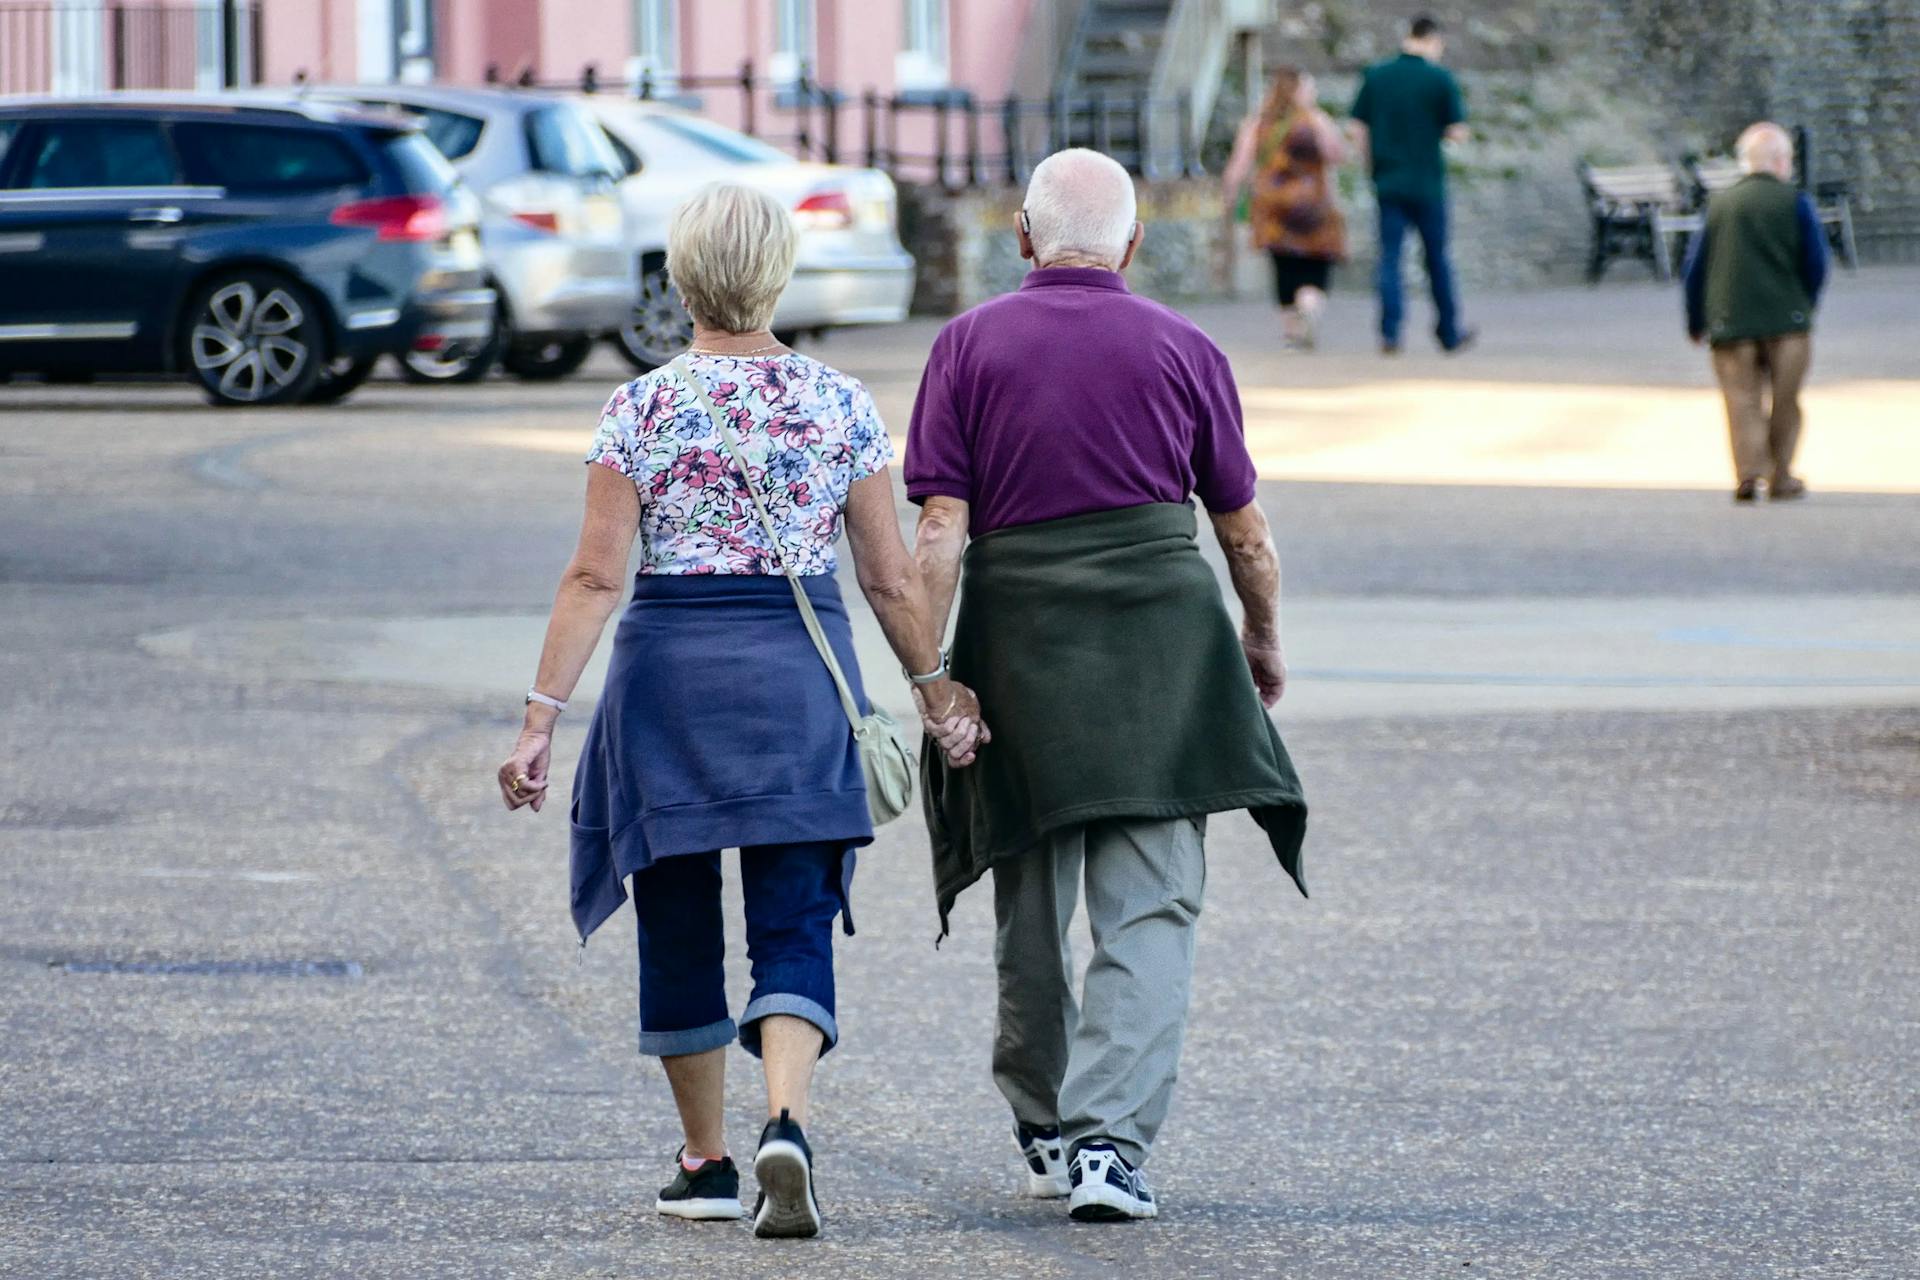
[923,502,1309,931]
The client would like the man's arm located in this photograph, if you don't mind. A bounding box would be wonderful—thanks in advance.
[1796,192,1831,304]
[913,496,970,645]
[1682,225,1710,341]
[1442,70,1469,145]
[1209,501,1286,707]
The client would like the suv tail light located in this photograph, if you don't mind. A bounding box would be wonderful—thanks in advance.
[509,210,563,233]
[793,189,854,231]
[330,194,448,242]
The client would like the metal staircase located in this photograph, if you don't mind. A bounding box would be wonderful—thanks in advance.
[1052,0,1269,174]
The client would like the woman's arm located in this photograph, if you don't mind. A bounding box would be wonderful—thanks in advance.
[1311,109,1349,165]
[1221,117,1259,204]
[497,464,640,810]
[843,469,986,765]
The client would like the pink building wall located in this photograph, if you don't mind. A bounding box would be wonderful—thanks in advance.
[255,0,1037,100]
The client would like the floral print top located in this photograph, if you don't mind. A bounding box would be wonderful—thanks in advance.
[587,353,895,575]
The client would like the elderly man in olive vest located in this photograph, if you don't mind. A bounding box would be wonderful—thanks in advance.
[1683,122,1831,503]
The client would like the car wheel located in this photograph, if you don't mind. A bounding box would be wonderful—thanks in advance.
[616,261,693,372]
[304,355,378,405]
[184,270,325,407]
[400,309,502,384]
[501,335,594,381]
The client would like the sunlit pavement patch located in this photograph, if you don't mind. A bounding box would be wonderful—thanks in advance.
[140,593,1920,722]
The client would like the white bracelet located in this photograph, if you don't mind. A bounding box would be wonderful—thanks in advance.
[525,689,568,713]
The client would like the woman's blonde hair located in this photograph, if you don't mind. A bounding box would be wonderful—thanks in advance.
[667,182,799,333]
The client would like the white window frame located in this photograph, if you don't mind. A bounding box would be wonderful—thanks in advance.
[896,0,949,92]
[626,0,678,92]
[770,0,815,87]
[51,1,106,95]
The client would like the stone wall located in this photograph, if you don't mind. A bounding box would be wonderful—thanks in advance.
[897,1,1920,311]
[899,179,1239,314]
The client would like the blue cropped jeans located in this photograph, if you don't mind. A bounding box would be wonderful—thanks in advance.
[631,841,851,1059]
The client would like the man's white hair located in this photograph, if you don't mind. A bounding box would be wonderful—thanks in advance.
[1736,121,1794,177]
[1023,148,1138,267]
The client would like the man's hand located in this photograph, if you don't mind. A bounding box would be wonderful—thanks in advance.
[914,680,991,767]
[1243,634,1288,708]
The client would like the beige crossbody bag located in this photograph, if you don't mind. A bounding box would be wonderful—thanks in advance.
[670,356,915,826]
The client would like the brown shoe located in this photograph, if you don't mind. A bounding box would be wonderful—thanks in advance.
[1769,475,1807,501]
[1734,480,1760,503]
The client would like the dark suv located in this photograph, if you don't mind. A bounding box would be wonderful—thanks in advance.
[0,96,495,405]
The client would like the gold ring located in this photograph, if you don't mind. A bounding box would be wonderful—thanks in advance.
[508,776,522,792]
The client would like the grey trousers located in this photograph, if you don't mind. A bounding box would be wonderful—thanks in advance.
[990,815,1207,1169]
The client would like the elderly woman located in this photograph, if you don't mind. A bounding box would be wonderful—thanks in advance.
[496,183,984,1240]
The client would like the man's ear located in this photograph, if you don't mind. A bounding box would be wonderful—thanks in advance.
[1117,221,1143,271]
[1016,210,1035,261]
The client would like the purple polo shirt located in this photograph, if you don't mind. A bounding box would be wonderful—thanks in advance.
[904,266,1258,534]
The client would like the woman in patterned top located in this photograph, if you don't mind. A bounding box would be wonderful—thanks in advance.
[1224,66,1350,350]
[495,183,985,1239]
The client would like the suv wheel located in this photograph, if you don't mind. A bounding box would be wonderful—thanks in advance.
[501,335,594,381]
[616,260,693,372]
[304,355,378,405]
[185,271,324,406]
[401,306,502,384]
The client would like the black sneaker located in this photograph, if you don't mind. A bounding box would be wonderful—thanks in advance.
[654,1148,743,1221]
[752,1109,822,1238]
[1015,1120,1070,1199]
[1068,1143,1157,1222]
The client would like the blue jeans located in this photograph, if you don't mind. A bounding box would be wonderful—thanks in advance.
[631,841,851,1059]
[1376,195,1462,348]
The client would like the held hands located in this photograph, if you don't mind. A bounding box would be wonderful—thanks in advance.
[1242,629,1288,708]
[914,679,991,768]
[497,726,553,812]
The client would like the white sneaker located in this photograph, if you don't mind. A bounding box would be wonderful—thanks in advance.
[1068,1144,1157,1222]
[1015,1121,1070,1198]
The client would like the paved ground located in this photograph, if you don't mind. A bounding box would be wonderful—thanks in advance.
[2,271,1918,1278]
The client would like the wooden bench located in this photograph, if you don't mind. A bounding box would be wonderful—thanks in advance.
[1579,162,1692,282]
[1660,155,1860,276]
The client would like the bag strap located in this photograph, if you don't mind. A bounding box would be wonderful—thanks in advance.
[669,356,866,734]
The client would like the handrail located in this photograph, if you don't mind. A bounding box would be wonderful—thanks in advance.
[1146,0,1240,173]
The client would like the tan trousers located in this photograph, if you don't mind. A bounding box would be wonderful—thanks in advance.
[1710,333,1812,486]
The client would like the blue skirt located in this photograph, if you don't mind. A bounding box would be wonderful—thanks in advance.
[569,573,875,942]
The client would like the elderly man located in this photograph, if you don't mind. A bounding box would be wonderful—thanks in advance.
[1683,122,1830,502]
[906,148,1308,1223]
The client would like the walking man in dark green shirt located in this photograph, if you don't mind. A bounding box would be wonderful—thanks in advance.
[1349,14,1474,354]
[1682,122,1830,503]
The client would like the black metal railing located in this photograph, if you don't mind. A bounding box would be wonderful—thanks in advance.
[0,1,262,96]
[494,60,1221,189]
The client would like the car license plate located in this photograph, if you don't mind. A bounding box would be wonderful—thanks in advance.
[450,228,481,260]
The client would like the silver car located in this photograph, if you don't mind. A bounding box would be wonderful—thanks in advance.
[582,99,916,372]
[304,85,634,382]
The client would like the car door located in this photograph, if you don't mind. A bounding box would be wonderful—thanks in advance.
[0,115,215,372]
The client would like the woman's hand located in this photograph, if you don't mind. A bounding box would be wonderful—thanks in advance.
[915,680,990,768]
[497,728,552,812]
